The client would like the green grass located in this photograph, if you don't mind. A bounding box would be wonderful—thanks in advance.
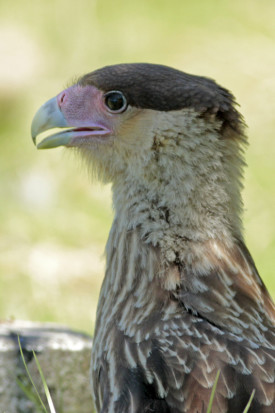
[17,336,56,413]
[206,370,221,413]
[206,371,255,413]
[18,350,255,413]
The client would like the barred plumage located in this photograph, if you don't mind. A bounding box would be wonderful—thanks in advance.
[32,63,275,413]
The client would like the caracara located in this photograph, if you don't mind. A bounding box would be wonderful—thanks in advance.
[31,63,275,413]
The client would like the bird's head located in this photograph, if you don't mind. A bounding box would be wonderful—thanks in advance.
[32,63,245,182]
[32,63,247,240]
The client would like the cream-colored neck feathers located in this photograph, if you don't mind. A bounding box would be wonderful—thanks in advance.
[79,107,246,254]
[110,109,246,256]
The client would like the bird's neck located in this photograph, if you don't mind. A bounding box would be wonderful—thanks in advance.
[109,110,245,256]
[111,171,243,265]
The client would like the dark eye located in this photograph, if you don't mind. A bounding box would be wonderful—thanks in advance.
[104,91,127,113]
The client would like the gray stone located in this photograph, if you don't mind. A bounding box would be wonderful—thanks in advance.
[0,320,94,413]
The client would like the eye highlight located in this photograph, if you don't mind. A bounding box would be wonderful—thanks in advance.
[104,91,127,113]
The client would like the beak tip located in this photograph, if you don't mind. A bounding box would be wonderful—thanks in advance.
[31,132,37,146]
[31,96,67,149]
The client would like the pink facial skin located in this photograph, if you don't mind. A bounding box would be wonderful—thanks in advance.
[56,85,113,136]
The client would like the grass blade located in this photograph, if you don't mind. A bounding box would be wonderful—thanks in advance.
[17,336,48,413]
[33,351,57,413]
[243,389,255,413]
[206,370,221,413]
[16,378,44,410]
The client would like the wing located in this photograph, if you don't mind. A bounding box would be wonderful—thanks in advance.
[175,239,275,346]
[166,238,275,412]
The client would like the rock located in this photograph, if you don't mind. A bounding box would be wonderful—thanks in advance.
[0,320,93,412]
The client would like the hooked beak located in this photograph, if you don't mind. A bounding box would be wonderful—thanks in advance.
[31,95,111,150]
[31,97,70,149]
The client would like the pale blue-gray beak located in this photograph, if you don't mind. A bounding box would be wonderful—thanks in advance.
[31,96,72,149]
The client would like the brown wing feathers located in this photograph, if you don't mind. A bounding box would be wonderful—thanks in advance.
[173,239,275,412]
[176,239,274,345]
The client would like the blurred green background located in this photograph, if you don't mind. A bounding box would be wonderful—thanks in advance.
[0,0,274,335]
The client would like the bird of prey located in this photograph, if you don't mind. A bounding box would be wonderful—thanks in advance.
[31,63,275,413]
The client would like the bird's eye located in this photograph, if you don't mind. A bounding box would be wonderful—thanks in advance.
[104,91,127,113]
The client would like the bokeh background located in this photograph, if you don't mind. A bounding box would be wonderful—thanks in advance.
[0,0,274,335]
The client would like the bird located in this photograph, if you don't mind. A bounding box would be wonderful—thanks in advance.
[31,63,275,413]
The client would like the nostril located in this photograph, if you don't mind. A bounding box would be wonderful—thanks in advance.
[57,91,67,109]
